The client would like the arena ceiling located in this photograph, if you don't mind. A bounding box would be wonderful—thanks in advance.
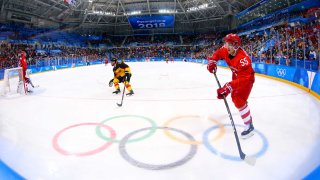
[1,0,261,35]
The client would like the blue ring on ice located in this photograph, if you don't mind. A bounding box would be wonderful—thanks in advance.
[203,124,268,161]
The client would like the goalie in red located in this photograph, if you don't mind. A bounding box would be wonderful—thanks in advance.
[207,33,255,139]
[19,50,35,93]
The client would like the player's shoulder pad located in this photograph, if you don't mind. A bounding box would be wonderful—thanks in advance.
[119,63,129,68]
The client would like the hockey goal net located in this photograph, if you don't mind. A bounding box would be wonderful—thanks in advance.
[1,67,26,96]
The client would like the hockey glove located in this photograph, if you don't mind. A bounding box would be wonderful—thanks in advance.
[109,79,113,87]
[217,83,232,99]
[207,60,217,74]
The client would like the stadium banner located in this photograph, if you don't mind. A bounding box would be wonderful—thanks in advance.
[196,59,204,63]
[56,64,73,69]
[75,62,86,67]
[295,59,319,71]
[293,68,309,88]
[90,60,103,65]
[39,66,56,72]
[252,63,267,75]
[266,64,297,82]
[0,69,4,79]
[128,15,174,29]
[28,67,40,74]
[311,72,320,95]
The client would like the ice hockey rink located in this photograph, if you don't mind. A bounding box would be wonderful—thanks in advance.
[0,61,319,180]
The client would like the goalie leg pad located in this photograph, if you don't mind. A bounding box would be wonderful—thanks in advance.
[17,80,23,94]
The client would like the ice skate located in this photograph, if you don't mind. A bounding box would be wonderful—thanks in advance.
[112,89,121,94]
[241,122,254,139]
[126,90,134,96]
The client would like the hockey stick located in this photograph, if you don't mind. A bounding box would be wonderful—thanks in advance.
[116,77,127,107]
[26,78,39,88]
[213,73,256,166]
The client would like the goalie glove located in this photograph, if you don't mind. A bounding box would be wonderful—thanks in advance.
[109,79,113,87]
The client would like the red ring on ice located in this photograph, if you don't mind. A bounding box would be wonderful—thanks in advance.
[52,123,116,156]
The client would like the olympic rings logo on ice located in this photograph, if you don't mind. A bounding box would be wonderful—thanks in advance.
[276,68,286,77]
[52,115,268,170]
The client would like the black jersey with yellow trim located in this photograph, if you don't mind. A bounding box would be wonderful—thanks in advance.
[113,62,132,78]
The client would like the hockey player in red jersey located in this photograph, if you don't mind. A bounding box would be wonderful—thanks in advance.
[19,51,34,93]
[207,33,255,139]
[19,51,27,80]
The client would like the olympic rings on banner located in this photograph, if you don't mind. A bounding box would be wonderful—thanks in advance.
[163,115,225,145]
[52,123,116,156]
[119,127,197,170]
[276,68,286,77]
[96,115,157,143]
[203,124,268,161]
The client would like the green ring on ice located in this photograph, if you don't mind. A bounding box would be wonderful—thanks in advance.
[96,115,157,143]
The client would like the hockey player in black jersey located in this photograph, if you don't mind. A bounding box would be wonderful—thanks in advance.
[109,57,134,96]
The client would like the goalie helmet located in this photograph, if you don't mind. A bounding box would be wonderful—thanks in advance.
[18,51,25,58]
[21,50,26,57]
[224,33,241,49]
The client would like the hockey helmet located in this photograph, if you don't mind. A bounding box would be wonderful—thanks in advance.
[224,33,241,48]
[20,50,26,57]
[111,57,117,62]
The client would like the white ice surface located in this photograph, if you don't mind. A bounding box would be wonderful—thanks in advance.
[0,61,319,180]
